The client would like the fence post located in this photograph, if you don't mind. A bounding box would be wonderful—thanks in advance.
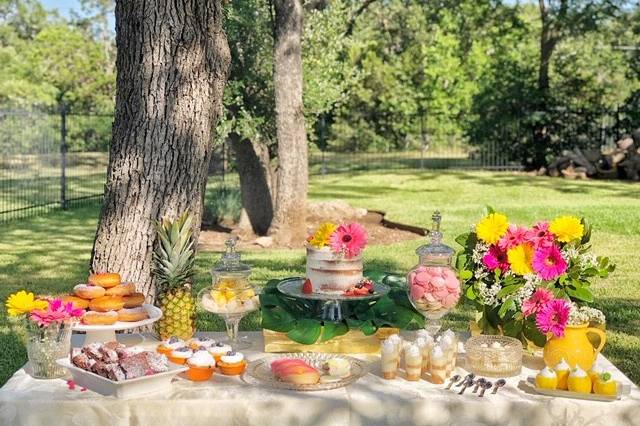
[60,103,68,210]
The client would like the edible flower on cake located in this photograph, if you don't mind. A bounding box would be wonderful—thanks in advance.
[567,366,591,393]
[218,351,247,375]
[535,367,558,389]
[167,346,193,365]
[593,372,617,396]
[186,349,216,381]
[554,358,571,390]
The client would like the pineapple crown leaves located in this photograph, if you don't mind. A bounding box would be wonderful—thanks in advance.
[152,210,196,289]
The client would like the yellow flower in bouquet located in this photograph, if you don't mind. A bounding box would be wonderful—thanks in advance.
[5,291,48,317]
[309,222,337,249]
[507,243,534,275]
[476,213,508,244]
[549,216,584,243]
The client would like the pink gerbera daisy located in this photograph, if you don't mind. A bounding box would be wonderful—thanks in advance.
[536,298,570,337]
[525,221,554,248]
[498,225,528,251]
[532,245,567,281]
[30,299,84,327]
[329,223,368,258]
[522,288,554,318]
[482,245,509,272]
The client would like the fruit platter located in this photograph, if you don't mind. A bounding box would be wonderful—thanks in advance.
[244,352,369,391]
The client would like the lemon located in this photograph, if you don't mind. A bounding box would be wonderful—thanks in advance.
[555,369,569,390]
[567,367,592,394]
[239,288,255,301]
[535,369,558,390]
[211,290,228,306]
[593,373,617,396]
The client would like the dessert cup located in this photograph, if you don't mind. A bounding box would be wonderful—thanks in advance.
[405,345,423,381]
[218,359,247,376]
[381,338,399,379]
[187,365,215,381]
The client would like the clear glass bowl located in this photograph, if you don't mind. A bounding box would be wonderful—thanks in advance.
[464,335,523,377]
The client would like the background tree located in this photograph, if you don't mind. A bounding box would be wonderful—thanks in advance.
[90,0,230,297]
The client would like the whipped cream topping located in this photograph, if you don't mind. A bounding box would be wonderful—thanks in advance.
[387,334,402,346]
[589,362,604,375]
[208,343,232,355]
[171,347,193,358]
[221,351,244,364]
[414,337,427,349]
[188,350,216,367]
[442,329,455,341]
[430,345,444,360]
[190,337,216,348]
[570,366,588,378]
[381,339,397,355]
[405,344,421,359]
[538,367,557,379]
[163,336,184,350]
[416,329,432,341]
[554,358,570,371]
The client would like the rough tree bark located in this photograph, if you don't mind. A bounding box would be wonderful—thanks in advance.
[91,0,230,298]
[537,0,559,95]
[269,0,308,246]
[229,133,274,235]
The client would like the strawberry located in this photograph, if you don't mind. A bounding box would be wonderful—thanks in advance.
[302,279,313,294]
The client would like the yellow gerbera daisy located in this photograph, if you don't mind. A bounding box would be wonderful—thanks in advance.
[5,291,48,317]
[549,216,584,243]
[475,213,509,245]
[309,222,337,249]
[507,243,534,275]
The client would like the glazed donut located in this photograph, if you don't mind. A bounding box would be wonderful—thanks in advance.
[88,273,121,288]
[117,307,149,322]
[122,292,146,308]
[61,295,90,309]
[89,296,125,312]
[74,284,106,300]
[105,282,136,296]
[82,311,118,325]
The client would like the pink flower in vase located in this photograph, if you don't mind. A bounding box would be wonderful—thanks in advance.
[329,223,368,258]
[482,245,509,272]
[525,221,555,248]
[522,288,554,318]
[498,225,528,251]
[536,298,570,337]
[532,244,568,281]
[30,299,85,327]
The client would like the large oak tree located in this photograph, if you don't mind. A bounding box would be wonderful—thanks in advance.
[91,0,230,297]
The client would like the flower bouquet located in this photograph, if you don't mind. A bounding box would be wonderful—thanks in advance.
[456,208,614,347]
[6,291,85,378]
[307,222,368,257]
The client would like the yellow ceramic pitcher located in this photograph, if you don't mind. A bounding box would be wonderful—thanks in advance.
[543,323,606,371]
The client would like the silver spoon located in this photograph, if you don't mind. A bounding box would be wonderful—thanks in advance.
[479,380,492,397]
[446,375,461,390]
[458,378,474,395]
[456,373,475,387]
[492,379,506,394]
[473,378,486,393]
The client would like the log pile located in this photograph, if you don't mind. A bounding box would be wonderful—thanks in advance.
[543,128,640,180]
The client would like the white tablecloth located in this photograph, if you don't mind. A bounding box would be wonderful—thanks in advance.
[1,332,639,426]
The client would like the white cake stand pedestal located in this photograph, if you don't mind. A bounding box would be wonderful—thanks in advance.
[72,304,162,346]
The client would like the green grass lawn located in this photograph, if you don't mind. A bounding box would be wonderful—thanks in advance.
[1,170,639,386]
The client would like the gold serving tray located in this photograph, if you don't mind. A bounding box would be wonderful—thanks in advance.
[263,328,398,354]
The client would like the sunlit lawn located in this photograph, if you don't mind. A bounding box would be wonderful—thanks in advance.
[1,170,639,386]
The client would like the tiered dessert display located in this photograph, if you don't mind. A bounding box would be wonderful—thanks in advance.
[407,211,461,335]
[69,273,161,345]
[198,239,260,350]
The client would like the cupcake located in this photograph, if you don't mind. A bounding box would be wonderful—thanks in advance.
[188,336,216,350]
[208,342,233,362]
[218,351,246,375]
[380,338,399,380]
[535,367,558,390]
[186,350,216,381]
[167,346,193,365]
[553,358,571,390]
[567,366,591,393]
[157,336,184,356]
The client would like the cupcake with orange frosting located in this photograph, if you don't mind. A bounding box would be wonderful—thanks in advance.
[186,349,216,381]
[157,336,184,356]
[208,342,232,363]
[167,346,193,365]
[217,351,247,376]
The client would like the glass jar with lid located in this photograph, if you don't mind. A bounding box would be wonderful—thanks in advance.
[407,211,461,335]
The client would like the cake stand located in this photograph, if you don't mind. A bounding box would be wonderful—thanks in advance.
[277,278,390,321]
[72,304,162,345]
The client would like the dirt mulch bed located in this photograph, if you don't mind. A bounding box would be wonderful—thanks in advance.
[198,200,426,252]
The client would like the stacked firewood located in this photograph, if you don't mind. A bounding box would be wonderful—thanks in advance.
[543,128,640,180]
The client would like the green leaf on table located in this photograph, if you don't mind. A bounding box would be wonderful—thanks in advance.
[261,307,295,333]
[286,319,322,344]
[360,320,377,336]
[320,321,349,342]
[259,293,280,308]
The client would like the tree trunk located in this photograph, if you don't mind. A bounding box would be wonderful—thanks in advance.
[91,0,230,298]
[269,0,308,246]
[229,132,274,235]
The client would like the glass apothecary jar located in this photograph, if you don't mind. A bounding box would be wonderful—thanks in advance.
[407,211,461,335]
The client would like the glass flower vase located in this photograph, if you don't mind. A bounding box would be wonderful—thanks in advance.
[26,320,74,379]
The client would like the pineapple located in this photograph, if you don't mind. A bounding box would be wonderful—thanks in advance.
[152,211,197,340]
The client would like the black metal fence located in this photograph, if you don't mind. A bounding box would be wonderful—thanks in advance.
[0,109,110,222]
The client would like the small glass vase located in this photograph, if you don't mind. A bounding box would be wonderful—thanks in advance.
[26,320,74,379]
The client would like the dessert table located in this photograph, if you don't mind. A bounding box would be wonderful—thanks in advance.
[1,332,639,426]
